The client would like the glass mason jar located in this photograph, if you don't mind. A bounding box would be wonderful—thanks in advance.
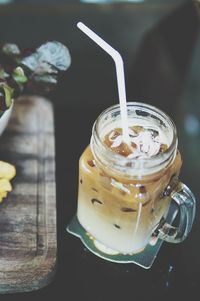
[77,102,196,254]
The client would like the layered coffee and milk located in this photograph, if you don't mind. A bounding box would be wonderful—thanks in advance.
[77,119,182,254]
[74,23,196,256]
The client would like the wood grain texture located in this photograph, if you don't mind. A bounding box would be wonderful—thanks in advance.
[0,96,56,293]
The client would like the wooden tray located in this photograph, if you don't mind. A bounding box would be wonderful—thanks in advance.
[0,96,56,293]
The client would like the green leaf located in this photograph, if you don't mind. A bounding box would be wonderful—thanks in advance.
[2,84,14,108]
[21,41,71,72]
[12,67,28,84]
[0,69,9,79]
[2,43,20,56]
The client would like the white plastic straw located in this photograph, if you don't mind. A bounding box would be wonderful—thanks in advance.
[77,22,130,145]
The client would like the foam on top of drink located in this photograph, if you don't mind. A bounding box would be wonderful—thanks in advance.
[104,125,168,159]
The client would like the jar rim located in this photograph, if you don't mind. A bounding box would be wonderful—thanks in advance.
[91,102,177,176]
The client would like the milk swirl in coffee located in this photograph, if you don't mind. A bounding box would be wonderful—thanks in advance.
[104,126,168,158]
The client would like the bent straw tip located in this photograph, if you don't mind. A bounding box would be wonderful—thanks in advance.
[77,21,84,29]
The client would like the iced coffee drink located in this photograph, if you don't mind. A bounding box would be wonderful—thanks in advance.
[77,103,195,254]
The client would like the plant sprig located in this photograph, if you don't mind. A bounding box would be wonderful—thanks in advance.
[0,41,71,112]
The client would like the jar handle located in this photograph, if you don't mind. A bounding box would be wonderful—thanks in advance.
[157,183,196,243]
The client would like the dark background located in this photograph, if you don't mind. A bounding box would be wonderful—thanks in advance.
[0,0,200,300]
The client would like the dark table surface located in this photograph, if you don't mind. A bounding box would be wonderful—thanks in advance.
[0,0,200,300]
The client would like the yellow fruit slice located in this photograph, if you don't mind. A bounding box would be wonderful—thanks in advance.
[0,179,12,192]
[0,191,8,198]
[0,161,16,180]
[0,191,8,202]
